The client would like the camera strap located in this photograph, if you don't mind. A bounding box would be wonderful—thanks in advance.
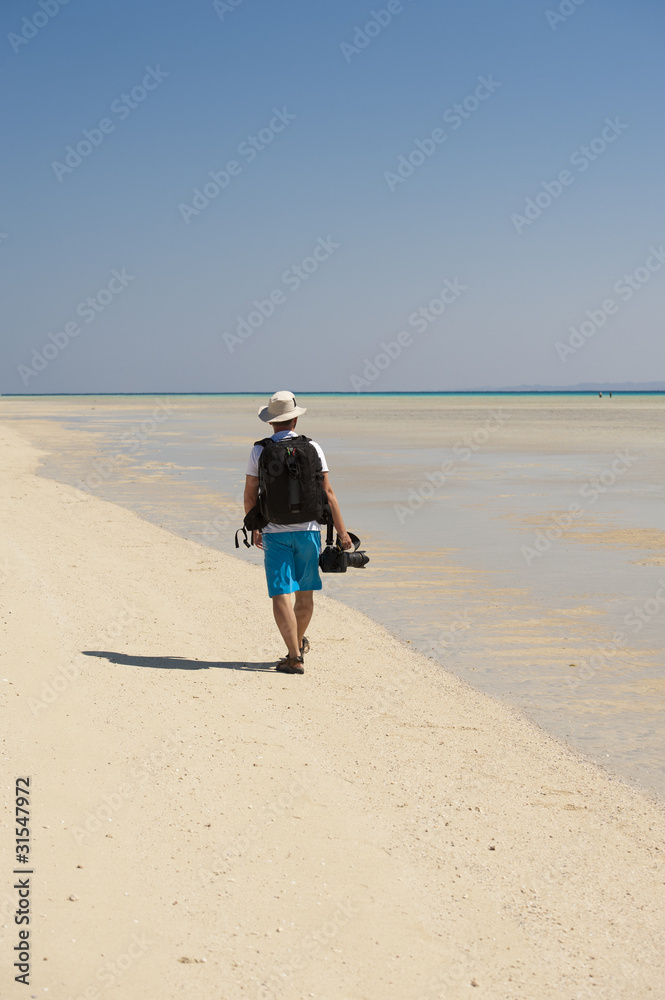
[324,505,334,547]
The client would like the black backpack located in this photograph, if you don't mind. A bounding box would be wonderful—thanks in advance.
[256,435,326,525]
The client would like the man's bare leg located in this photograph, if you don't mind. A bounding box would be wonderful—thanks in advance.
[294,590,314,650]
[271,594,300,658]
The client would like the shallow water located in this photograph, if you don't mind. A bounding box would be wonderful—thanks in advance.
[4,392,664,799]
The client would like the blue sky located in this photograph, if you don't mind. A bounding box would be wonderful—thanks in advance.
[2,0,663,392]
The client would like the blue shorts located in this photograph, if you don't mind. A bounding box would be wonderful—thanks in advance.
[262,530,322,598]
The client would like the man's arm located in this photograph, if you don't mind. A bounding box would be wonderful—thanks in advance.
[322,472,353,550]
[244,475,263,549]
[244,474,259,514]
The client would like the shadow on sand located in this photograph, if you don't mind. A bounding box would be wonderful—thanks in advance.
[82,651,276,672]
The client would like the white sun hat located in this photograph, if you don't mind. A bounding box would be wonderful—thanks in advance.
[258,390,307,423]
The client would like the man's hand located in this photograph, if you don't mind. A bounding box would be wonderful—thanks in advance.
[253,530,264,549]
[338,532,354,551]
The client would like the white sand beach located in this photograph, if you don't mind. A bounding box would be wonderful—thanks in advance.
[8,392,665,795]
[2,415,665,1000]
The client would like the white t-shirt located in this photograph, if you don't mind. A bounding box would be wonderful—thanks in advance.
[246,430,328,533]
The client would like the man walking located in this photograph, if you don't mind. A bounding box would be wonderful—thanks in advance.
[244,390,352,674]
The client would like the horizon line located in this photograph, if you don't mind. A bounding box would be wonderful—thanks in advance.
[2,389,664,398]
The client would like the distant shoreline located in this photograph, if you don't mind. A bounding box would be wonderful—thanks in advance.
[2,389,665,398]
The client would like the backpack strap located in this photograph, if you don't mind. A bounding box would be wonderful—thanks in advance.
[323,503,334,546]
[235,526,252,549]
[254,434,312,445]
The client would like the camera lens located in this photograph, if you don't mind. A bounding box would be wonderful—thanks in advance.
[345,551,369,568]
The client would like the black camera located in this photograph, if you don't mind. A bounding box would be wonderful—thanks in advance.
[319,532,370,573]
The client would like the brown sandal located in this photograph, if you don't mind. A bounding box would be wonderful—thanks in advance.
[300,636,310,656]
[275,655,304,675]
